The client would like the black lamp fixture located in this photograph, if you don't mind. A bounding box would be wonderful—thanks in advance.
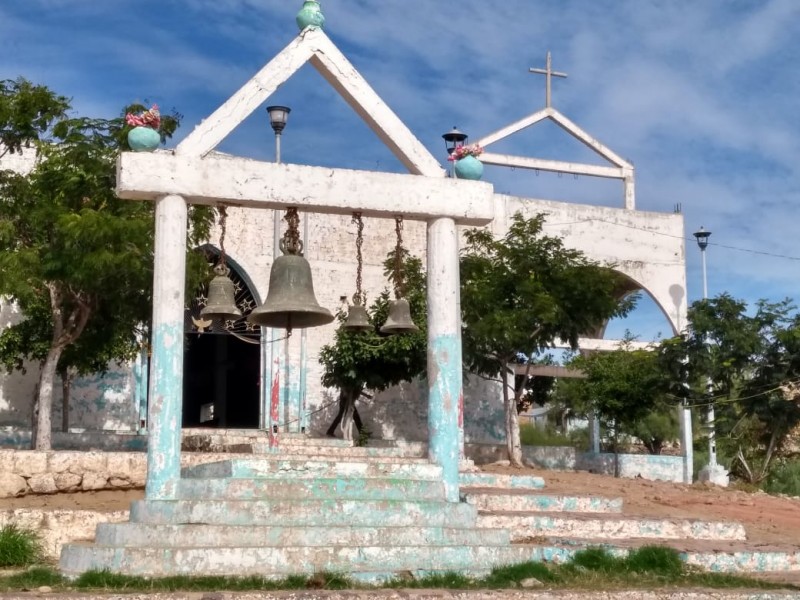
[693,226,711,250]
[442,126,468,157]
[266,105,291,135]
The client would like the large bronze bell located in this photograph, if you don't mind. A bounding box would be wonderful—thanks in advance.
[200,264,242,321]
[343,301,372,332]
[380,297,419,334]
[248,254,334,330]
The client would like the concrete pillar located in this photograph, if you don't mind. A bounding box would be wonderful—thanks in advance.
[426,217,461,503]
[146,194,187,499]
[589,411,601,454]
[679,404,693,484]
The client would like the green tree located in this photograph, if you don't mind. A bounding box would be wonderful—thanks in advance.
[319,252,427,440]
[460,212,634,467]
[567,343,672,473]
[0,79,211,449]
[660,294,799,484]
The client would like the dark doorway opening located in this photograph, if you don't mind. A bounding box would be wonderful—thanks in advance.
[183,333,260,428]
[182,246,261,429]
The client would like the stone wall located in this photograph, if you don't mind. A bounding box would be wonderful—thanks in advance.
[0,450,256,498]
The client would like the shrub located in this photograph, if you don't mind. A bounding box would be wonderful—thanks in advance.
[0,524,42,567]
[625,546,683,577]
[519,423,574,447]
[764,459,800,497]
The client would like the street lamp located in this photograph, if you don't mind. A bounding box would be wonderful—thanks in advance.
[693,225,729,487]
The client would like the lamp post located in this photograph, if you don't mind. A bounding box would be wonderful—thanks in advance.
[266,106,292,433]
[693,226,729,486]
[442,127,467,177]
[267,106,291,163]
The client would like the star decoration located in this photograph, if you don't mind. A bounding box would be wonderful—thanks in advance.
[245,321,257,332]
[239,298,255,312]
[224,319,237,330]
[233,282,243,294]
[195,294,208,307]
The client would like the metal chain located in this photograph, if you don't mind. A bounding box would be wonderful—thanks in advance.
[281,207,303,255]
[352,212,364,305]
[215,205,229,275]
[393,215,404,299]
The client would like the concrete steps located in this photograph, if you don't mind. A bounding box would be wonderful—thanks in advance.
[458,472,545,489]
[477,511,747,541]
[463,488,623,513]
[59,543,526,578]
[174,476,446,502]
[502,539,800,575]
[128,498,478,528]
[94,522,510,548]
[181,458,442,479]
[50,432,800,580]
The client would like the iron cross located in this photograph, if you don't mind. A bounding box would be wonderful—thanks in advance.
[529,51,568,108]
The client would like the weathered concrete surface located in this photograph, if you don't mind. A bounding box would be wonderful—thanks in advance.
[0,508,128,558]
[173,476,446,501]
[459,472,545,490]
[127,498,478,527]
[94,522,510,548]
[478,513,747,541]
[463,490,623,513]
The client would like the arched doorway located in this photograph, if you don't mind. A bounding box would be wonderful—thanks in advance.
[183,248,261,428]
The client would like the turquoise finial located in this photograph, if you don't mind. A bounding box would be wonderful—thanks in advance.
[296,0,325,31]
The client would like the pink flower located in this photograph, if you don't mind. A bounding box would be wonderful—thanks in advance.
[126,104,161,130]
[448,143,483,161]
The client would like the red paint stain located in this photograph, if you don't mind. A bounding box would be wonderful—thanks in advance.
[269,365,280,449]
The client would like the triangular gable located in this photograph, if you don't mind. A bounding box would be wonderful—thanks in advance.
[474,106,636,209]
[177,28,443,178]
[475,106,632,169]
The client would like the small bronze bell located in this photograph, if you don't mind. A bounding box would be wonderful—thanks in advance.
[343,301,372,332]
[380,297,419,334]
[248,254,334,330]
[200,264,242,321]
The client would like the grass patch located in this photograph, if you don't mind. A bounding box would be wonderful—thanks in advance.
[0,567,64,591]
[0,525,42,567]
[69,570,354,592]
[0,547,795,593]
[483,560,559,587]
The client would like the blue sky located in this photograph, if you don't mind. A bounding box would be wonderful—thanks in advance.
[3,1,799,343]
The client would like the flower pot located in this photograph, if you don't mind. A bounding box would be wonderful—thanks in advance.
[454,155,484,180]
[296,0,325,30]
[127,127,160,152]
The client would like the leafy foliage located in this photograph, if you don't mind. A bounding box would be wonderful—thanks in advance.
[319,252,427,434]
[0,78,211,448]
[460,212,634,465]
[659,295,800,484]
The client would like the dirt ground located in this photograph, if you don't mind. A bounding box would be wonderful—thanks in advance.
[3,467,800,548]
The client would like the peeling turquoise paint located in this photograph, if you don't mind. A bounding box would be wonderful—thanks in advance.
[134,347,149,433]
[428,333,461,503]
[146,321,184,499]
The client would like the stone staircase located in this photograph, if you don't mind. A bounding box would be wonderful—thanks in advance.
[58,431,800,580]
